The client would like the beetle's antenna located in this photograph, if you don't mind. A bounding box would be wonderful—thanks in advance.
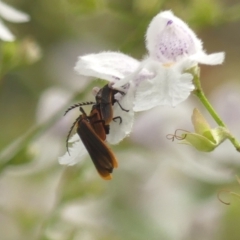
[66,116,81,155]
[64,101,95,116]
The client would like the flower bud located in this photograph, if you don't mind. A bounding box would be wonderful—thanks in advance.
[181,108,229,152]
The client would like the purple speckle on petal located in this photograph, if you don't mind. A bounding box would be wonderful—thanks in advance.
[153,21,197,63]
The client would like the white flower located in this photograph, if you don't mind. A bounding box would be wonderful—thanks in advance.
[73,51,151,142]
[0,1,30,41]
[59,51,140,166]
[113,10,225,110]
[59,10,225,166]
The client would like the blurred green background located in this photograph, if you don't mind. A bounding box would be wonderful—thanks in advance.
[1,0,240,239]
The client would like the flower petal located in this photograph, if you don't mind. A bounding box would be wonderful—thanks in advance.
[58,140,87,166]
[74,51,140,82]
[0,19,14,41]
[112,57,155,89]
[146,10,202,63]
[0,1,30,22]
[134,62,194,111]
[190,52,225,65]
[68,133,80,143]
[107,83,135,144]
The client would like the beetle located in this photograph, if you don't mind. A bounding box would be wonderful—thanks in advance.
[66,106,118,180]
[64,84,129,179]
[64,84,128,136]
[94,84,128,125]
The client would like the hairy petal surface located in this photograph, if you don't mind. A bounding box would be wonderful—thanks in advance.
[146,10,202,63]
[134,59,194,111]
[74,51,140,82]
[190,52,225,65]
[58,140,87,166]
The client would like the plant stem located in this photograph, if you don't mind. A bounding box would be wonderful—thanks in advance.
[194,89,225,127]
[192,67,240,152]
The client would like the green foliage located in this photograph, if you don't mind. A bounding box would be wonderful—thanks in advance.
[181,108,229,152]
[1,0,240,239]
[0,39,40,77]
[68,0,106,14]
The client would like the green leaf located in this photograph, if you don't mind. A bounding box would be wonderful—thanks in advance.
[192,108,211,135]
[180,109,230,152]
[181,132,217,152]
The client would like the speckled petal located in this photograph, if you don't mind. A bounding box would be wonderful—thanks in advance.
[146,10,202,64]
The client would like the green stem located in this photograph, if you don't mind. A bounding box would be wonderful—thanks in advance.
[194,89,226,127]
[192,67,240,152]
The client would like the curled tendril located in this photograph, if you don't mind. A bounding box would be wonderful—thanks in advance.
[217,189,231,205]
[166,129,190,142]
